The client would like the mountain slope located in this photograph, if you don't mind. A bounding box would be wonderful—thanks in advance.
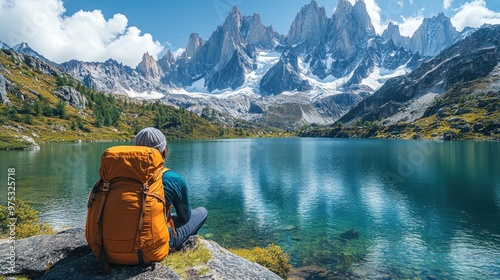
[339,25,500,124]
[0,49,256,149]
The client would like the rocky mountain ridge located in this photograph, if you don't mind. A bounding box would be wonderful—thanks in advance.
[298,24,499,141]
[340,24,500,124]
[2,1,488,129]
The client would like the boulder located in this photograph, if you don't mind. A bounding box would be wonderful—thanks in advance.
[443,130,458,141]
[473,123,484,132]
[0,228,281,280]
[460,124,472,133]
[56,86,87,110]
[0,73,8,105]
[454,108,471,115]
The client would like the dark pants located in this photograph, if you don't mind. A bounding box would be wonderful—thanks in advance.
[170,207,208,250]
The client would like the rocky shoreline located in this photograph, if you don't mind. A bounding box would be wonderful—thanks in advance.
[0,228,282,279]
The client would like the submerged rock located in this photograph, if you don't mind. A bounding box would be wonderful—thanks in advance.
[339,229,359,240]
[288,266,334,280]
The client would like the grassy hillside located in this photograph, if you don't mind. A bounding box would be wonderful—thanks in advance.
[0,49,285,150]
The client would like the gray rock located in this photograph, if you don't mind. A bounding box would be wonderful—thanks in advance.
[443,130,457,141]
[260,48,312,95]
[0,228,281,280]
[448,117,465,123]
[137,52,162,79]
[454,108,471,115]
[0,228,88,279]
[473,123,484,132]
[56,86,87,110]
[203,240,281,280]
[41,254,181,280]
[437,108,448,118]
[0,73,8,105]
[460,124,472,133]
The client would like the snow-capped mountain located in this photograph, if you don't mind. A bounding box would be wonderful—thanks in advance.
[59,59,168,99]
[163,6,283,92]
[0,40,9,49]
[12,42,51,62]
[340,24,500,124]
[54,0,484,129]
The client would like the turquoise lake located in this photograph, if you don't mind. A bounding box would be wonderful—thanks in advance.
[1,138,499,278]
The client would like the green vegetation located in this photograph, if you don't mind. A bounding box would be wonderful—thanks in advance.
[162,239,212,278]
[0,199,55,239]
[229,244,292,279]
[0,275,30,280]
[0,49,288,150]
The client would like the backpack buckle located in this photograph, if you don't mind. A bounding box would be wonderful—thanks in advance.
[102,182,110,192]
[142,183,149,191]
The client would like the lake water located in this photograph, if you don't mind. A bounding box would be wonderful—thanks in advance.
[1,138,499,278]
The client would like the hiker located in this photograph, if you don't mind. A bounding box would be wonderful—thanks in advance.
[134,127,208,251]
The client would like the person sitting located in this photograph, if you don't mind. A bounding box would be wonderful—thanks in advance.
[134,127,208,250]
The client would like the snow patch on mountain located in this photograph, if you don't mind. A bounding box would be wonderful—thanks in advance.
[123,89,165,99]
[170,51,282,99]
[361,65,409,91]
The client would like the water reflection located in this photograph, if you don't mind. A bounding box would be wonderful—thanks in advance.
[1,139,499,278]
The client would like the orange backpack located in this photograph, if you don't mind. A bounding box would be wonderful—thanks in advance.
[85,146,173,269]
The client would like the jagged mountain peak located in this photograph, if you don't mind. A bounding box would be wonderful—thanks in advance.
[336,0,352,11]
[382,21,410,48]
[328,0,375,58]
[12,42,50,62]
[260,47,312,96]
[409,13,458,57]
[137,52,161,79]
[287,0,328,47]
[185,33,205,58]
[0,40,9,49]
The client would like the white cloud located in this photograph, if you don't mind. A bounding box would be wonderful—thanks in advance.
[337,0,384,35]
[443,0,453,10]
[451,0,500,31]
[364,0,384,35]
[0,0,163,67]
[398,12,425,37]
[172,48,186,58]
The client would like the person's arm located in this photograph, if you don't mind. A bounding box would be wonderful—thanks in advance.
[163,171,191,223]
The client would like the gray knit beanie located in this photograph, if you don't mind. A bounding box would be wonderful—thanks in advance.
[134,127,167,154]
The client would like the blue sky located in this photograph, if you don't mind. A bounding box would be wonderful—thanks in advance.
[0,0,499,66]
[60,0,500,49]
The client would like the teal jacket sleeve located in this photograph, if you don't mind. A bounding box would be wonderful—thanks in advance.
[162,170,191,223]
